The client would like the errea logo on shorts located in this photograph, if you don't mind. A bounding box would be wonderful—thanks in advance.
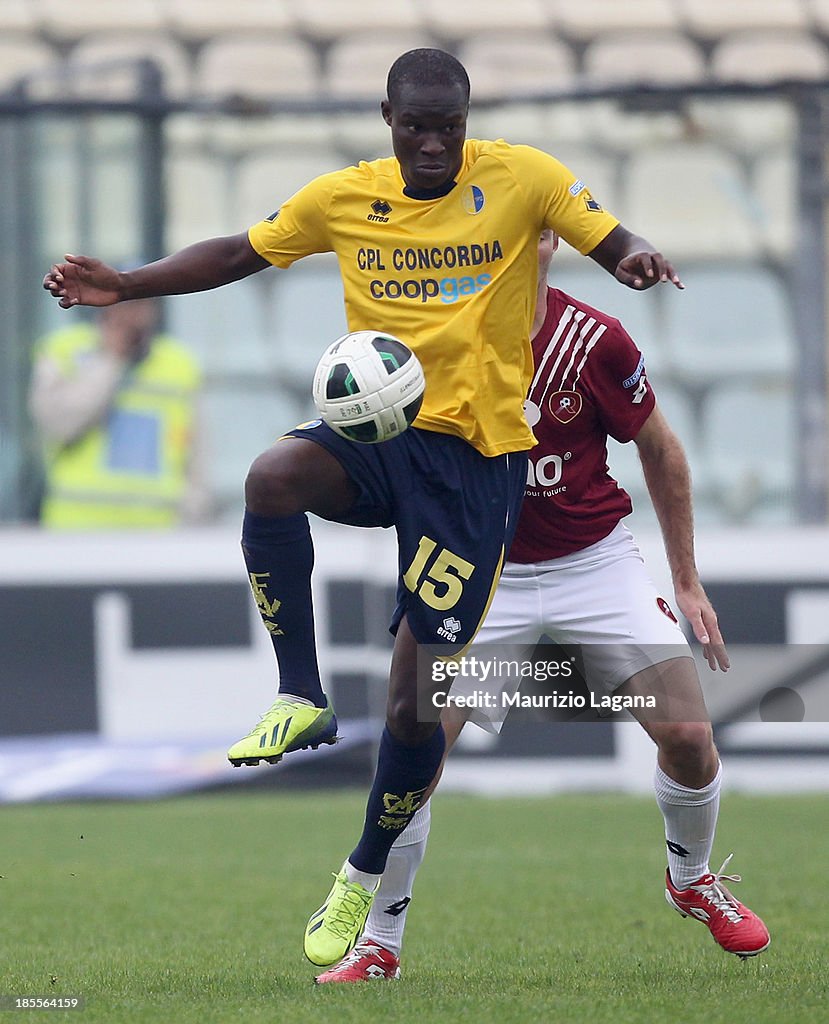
[437,616,462,641]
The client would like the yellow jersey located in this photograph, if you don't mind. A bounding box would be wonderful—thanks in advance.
[248,139,619,457]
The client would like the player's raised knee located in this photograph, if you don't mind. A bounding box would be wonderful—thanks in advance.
[659,720,715,764]
[245,445,306,516]
[386,695,438,747]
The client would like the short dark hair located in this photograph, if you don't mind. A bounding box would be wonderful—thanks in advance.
[386,48,470,106]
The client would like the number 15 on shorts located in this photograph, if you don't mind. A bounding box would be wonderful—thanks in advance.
[403,536,475,611]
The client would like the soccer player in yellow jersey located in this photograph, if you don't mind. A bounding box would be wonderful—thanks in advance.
[44,48,684,969]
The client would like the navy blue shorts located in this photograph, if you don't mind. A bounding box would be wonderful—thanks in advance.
[284,420,528,651]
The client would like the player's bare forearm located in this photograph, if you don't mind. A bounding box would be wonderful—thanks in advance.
[43,233,269,308]
[588,224,683,291]
[636,411,697,589]
[121,235,269,298]
[635,409,729,670]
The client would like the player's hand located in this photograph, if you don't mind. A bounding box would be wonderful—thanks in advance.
[675,582,729,672]
[615,251,684,291]
[42,254,123,309]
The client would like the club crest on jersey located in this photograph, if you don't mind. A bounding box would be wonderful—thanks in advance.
[549,391,582,423]
[462,185,485,214]
[657,597,679,623]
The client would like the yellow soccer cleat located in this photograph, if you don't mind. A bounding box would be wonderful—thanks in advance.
[304,871,378,967]
[227,696,337,767]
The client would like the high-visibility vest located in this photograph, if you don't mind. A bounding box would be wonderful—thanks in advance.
[38,324,202,529]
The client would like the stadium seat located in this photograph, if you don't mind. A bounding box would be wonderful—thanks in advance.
[0,37,57,93]
[583,31,707,87]
[66,33,192,98]
[0,1,37,33]
[27,119,80,255]
[27,116,148,262]
[539,143,620,244]
[165,276,273,379]
[327,111,394,164]
[457,33,577,100]
[167,0,293,43]
[676,0,809,38]
[323,32,435,100]
[164,154,234,251]
[702,381,796,520]
[544,0,680,40]
[684,97,795,156]
[235,148,350,228]
[291,0,423,43]
[38,0,166,41]
[622,144,759,260]
[170,110,338,163]
[34,117,149,262]
[202,383,298,508]
[662,265,795,381]
[194,35,320,101]
[267,258,349,397]
[420,0,550,37]
[605,381,705,515]
[811,0,829,34]
[752,151,797,260]
[711,31,829,84]
[604,435,646,506]
[579,100,693,154]
[652,382,699,449]
[467,103,569,151]
[542,264,664,372]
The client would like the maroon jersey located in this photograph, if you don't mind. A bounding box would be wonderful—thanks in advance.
[509,286,655,562]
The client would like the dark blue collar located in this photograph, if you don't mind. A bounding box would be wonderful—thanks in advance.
[403,180,457,200]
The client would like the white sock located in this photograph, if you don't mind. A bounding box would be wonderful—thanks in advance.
[343,861,381,892]
[361,802,431,956]
[654,761,722,889]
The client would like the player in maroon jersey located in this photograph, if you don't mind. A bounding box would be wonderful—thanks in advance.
[315,230,769,984]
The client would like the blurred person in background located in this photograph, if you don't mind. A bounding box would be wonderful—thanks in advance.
[28,297,212,528]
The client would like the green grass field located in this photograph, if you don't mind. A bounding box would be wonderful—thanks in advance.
[1,791,826,1023]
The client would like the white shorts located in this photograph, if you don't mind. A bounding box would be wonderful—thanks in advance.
[450,522,692,733]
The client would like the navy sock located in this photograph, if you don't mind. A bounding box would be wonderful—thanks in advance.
[350,725,445,874]
[241,509,326,707]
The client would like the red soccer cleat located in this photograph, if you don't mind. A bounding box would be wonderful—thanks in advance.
[313,938,401,984]
[665,854,770,958]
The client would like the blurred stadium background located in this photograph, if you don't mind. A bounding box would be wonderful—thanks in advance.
[1,0,829,801]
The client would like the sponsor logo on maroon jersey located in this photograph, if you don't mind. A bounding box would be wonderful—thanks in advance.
[549,391,582,423]
[656,597,678,623]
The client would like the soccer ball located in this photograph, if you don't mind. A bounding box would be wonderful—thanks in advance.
[312,330,426,443]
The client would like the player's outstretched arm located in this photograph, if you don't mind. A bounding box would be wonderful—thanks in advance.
[634,406,729,672]
[43,233,270,309]
[588,224,683,291]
